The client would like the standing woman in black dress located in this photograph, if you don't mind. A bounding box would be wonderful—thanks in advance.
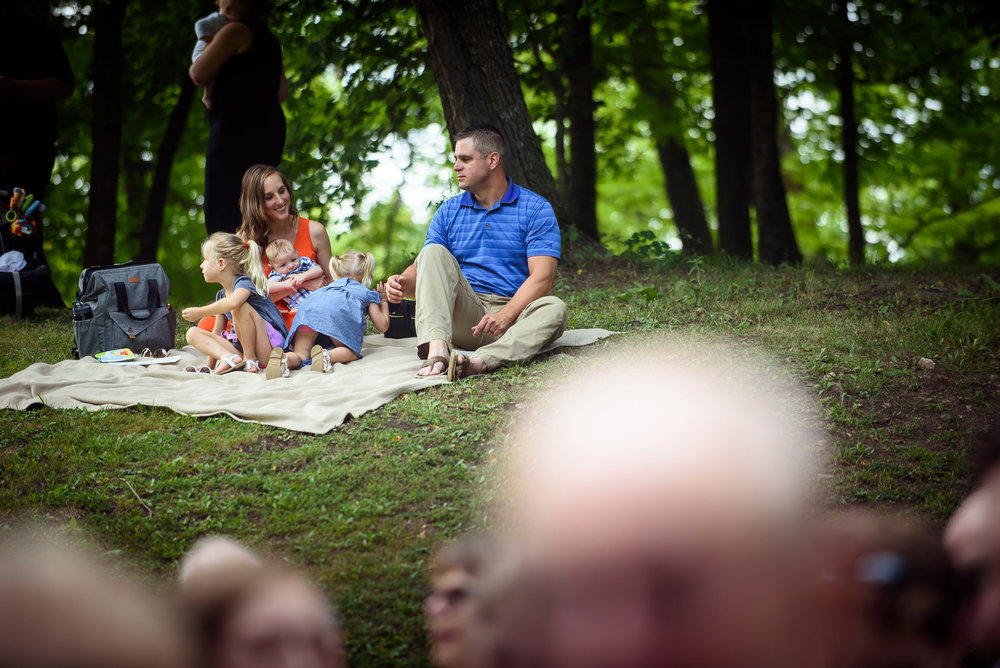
[189,0,287,236]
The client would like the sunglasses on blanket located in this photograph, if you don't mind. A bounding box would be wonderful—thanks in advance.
[138,348,169,359]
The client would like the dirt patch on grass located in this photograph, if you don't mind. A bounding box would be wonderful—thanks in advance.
[386,416,422,433]
[825,360,999,522]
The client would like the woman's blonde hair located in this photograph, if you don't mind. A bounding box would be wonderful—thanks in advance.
[204,232,269,296]
[237,165,299,249]
[330,251,375,287]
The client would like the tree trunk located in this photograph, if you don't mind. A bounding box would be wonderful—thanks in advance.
[746,0,801,265]
[414,0,567,228]
[139,75,197,261]
[530,43,570,208]
[563,0,598,240]
[655,138,713,254]
[554,104,569,210]
[122,157,146,253]
[84,0,126,268]
[707,0,753,259]
[835,0,864,265]
[626,0,712,254]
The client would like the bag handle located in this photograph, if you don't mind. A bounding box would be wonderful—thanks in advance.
[113,279,160,320]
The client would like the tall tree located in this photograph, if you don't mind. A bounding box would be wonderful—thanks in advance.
[624,0,712,254]
[84,0,126,267]
[527,33,570,208]
[747,0,801,265]
[414,0,567,228]
[707,0,753,259]
[138,75,197,261]
[834,0,863,265]
[563,0,598,239]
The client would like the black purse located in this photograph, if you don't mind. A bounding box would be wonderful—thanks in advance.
[385,299,416,339]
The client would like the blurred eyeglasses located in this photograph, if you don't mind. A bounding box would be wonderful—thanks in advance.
[426,586,471,608]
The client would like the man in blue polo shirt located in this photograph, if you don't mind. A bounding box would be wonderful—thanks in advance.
[385,125,567,379]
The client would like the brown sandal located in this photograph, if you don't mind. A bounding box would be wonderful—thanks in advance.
[417,354,450,378]
[448,351,471,382]
[310,344,331,373]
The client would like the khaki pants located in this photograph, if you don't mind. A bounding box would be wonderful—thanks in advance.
[415,244,568,371]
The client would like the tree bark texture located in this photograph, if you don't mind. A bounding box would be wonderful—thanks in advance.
[626,0,712,254]
[707,0,753,259]
[835,1,864,265]
[85,0,126,268]
[655,138,713,254]
[746,0,802,265]
[139,75,197,261]
[530,43,570,208]
[563,0,598,239]
[415,0,566,227]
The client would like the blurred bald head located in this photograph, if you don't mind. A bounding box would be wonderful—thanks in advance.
[513,342,819,541]
[505,342,823,668]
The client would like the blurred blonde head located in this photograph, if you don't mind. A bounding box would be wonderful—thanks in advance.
[177,536,342,668]
[0,530,190,668]
[179,535,263,591]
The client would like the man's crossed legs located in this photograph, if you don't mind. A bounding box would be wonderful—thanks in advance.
[414,244,567,378]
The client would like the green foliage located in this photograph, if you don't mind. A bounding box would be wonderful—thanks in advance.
[329,196,429,279]
[617,229,675,259]
[33,0,445,306]
[24,0,1000,313]
[774,0,1000,264]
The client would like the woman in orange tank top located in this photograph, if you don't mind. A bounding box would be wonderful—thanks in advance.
[199,164,333,332]
[238,164,334,329]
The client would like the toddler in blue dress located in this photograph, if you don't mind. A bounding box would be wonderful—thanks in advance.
[265,250,390,379]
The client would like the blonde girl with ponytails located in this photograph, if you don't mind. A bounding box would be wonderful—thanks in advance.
[182,232,289,374]
[265,250,389,379]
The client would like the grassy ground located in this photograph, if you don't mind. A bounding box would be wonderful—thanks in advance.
[1,245,999,665]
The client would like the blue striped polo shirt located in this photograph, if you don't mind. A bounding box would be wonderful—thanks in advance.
[423,179,561,297]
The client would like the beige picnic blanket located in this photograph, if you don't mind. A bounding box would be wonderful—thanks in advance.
[0,329,612,434]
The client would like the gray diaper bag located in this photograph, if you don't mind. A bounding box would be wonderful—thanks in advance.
[72,261,177,359]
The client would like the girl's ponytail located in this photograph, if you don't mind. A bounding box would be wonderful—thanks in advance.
[242,240,270,297]
[360,252,376,288]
